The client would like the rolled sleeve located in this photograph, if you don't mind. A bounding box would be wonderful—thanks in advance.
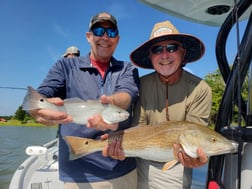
[114,62,140,101]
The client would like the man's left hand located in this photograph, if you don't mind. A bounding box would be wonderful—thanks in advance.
[87,114,118,131]
[86,94,119,131]
[173,143,208,168]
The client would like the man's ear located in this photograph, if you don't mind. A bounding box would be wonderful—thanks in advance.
[86,32,91,43]
[181,49,187,66]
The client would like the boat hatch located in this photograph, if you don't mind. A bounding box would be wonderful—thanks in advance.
[31,183,42,189]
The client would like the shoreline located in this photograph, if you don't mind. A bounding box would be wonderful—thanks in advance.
[0,119,56,127]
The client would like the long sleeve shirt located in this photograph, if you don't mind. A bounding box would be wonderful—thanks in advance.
[37,54,139,182]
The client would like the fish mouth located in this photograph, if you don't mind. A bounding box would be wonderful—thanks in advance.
[206,142,238,156]
[121,113,129,118]
[222,141,238,154]
[179,139,238,158]
[230,141,238,153]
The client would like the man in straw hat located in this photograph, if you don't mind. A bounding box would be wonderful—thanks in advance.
[104,20,212,189]
[132,20,212,189]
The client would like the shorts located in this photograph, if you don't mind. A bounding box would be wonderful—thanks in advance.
[64,169,137,189]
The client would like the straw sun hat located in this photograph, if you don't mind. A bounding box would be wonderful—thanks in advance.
[130,21,205,69]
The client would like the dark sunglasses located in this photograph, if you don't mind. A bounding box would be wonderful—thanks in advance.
[150,44,181,55]
[91,26,118,38]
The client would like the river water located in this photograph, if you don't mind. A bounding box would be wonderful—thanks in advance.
[0,126,207,189]
[0,126,58,189]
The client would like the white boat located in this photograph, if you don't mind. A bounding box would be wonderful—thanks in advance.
[9,0,251,188]
[139,0,251,26]
[9,139,64,189]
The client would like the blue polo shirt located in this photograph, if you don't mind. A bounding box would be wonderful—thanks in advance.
[37,54,139,182]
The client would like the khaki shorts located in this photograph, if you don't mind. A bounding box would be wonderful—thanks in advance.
[137,158,192,189]
[64,169,137,189]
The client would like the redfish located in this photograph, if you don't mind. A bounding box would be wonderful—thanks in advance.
[22,86,129,124]
[64,121,237,170]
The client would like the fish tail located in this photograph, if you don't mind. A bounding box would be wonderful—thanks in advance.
[64,136,95,160]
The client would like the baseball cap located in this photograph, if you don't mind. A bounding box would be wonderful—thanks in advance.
[89,12,117,30]
[62,46,80,57]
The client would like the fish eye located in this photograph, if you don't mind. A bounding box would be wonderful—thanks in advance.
[212,137,217,142]
[40,98,44,102]
[84,141,89,145]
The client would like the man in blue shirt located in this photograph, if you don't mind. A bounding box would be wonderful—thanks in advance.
[29,12,139,189]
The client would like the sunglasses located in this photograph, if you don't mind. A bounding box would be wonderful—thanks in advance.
[91,26,118,38]
[150,44,181,55]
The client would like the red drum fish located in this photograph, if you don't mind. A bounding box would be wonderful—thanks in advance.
[22,86,129,124]
[64,121,237,170]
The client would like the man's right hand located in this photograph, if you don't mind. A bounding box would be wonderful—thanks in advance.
[101,134,126,161]
[29,97,72,126]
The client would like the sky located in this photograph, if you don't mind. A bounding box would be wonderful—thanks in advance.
[0,0,249,116]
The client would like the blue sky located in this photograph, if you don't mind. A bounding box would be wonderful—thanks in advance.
[0,0,248,116]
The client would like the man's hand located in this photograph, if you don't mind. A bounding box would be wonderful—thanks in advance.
[29,98,72,126]
[87,115,119,131]
[101,134,126,160]
[173,143,208,168]
[86,94,119,131]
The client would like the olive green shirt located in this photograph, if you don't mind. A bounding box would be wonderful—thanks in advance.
[133,70,212,189]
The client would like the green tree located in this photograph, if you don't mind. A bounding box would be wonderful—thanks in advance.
[14,106,26,121]
[14,106,34,122]
[204,68,248,126]
[204,69,225,125]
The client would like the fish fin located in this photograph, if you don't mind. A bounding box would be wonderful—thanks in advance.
[162,159,179,171]
[64,98,85,104]
[86,99,99,103]
[85,99,109,107]
[86,100,109,107]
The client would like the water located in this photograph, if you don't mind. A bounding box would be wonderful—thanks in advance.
[0,126,207,189]
[0,126,58,189]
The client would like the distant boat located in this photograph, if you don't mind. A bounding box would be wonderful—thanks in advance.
[0,118,7,122]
